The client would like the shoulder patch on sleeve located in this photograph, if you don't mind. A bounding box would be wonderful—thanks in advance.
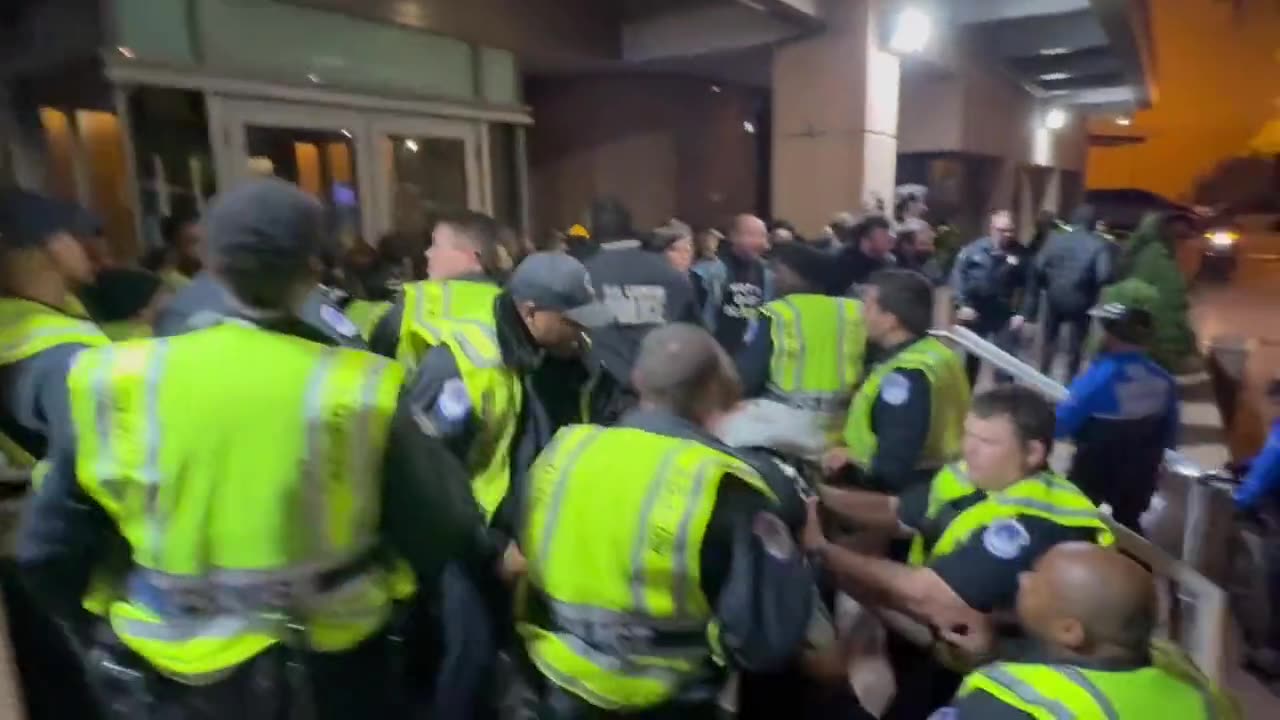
[880,372,911,406]
[321,304,359,338]
[981,518,1031,560]
[435,378,472,422]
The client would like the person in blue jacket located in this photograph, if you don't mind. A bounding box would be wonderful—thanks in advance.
[1055,302,1179,533]
[1233,380,1280,678]
[1234,380,1280,513]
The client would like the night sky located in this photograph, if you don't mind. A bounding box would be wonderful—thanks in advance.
[1086,0,1280,199]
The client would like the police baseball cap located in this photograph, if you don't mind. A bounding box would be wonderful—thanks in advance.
[204,178,327,263]
[0,189,73,250]
[1090,301,1153,342]
[507,252,614,328]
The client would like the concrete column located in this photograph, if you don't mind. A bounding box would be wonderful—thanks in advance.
[772,0,900,234]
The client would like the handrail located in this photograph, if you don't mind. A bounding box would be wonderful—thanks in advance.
[931,324,1232,682]
[929,325,1214,484]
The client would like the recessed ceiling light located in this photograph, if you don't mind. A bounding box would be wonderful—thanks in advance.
[1039,72,1071,81]
[743,121,757,134]
[1039,47,1071,56]
[117,46,135,59]
[1115,116,1133,126]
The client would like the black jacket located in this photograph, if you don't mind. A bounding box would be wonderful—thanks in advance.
[951,237,1033,328]
[1024,228,1113,318]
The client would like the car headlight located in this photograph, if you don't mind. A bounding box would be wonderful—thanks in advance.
[1206,230,1238,248]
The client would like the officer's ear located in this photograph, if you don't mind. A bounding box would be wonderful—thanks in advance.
[1050,615,1086,650]
[1023,439,1048,471]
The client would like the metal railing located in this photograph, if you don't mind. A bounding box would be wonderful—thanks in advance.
[932,325,1233,683]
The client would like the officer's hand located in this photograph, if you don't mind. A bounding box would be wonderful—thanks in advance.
[956,306,979,323]
[802,498,828,554]
[1008,314,1025,332]
[821,447,851,476]
[498,542,527,584]
[937,614,995,662]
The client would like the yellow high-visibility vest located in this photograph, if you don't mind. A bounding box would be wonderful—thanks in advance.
[844,336,969,471]
[762,294,866,418]
[67,323,406,681]
[518,424,776,711]
[343,299,392,341]
[396,279,501,371]
[438,317,523,522]
[907,463,1114,568]
[957,657,1211,720]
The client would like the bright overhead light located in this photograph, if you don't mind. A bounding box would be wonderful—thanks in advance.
[117,46,135,59]
[340,128,353,138]
[306,73,321,84]
[403,139,419,153]
[1044,108,1068,130]
[710,85,722,93]
[1114,116,1132,126]
[743,121,756,134]
[1039,72,1071,81]
[889,7,931,54]
[1039,47,1071,56]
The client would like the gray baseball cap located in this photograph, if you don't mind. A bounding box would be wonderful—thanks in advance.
[507,251,614,328]
[204,178,326,263]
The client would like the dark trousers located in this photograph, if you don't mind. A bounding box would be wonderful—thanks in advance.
[882,632,962,720]
[739,665,876,720]
[963,324,1019,387]
[433,560,510,720]
[83,627,403,720]
[1071,465,1157,536]
[1038,306,1091,380]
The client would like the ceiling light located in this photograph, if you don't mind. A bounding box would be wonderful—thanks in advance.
[1114,116,1132,126]
[1044,108,1068,130]
[743,121,756,134]
[711,85,722,93]
[1039,47,1071,56]
[117,46,135,59]
[889,7,932,54]
[307,73,321,84]
[403,139,419,153]
[1039,72,1071,81]
[340,128,353,138]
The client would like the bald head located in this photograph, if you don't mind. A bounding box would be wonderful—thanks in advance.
[633,323,740,424]
[1020,542,1155,659]
[729,214,768,259]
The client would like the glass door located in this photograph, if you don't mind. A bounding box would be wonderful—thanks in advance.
[216,98,376,249]
[369,114,482,240]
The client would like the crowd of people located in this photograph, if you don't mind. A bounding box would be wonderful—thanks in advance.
[0,179,1246,720]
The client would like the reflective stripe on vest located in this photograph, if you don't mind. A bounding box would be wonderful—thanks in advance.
[762,294,865,414]
[0,297,108,366]
[844,336,969,470]
[396,279,501,370]
[959,660,1214,720]
[441,321,522,521]
[343,299,391,341]
[907,464,1115,566]
[518,425,776,710]
[67,325,404,679]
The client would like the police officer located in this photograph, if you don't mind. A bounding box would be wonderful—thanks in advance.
[152,203,366,346]
[367,210,505,366]
[406,251,614,719]
[579,198,701,422]
[1055,301,1178,533]
[734,242,866,448]
[952,210,1032,385]
[942,542,1212,719]
[812,386,1114,720]
[0,189,107,470]
[824,269,970,493]
[16,179,500,719]
[1024,204,1112,380]
[518,323,817,719]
